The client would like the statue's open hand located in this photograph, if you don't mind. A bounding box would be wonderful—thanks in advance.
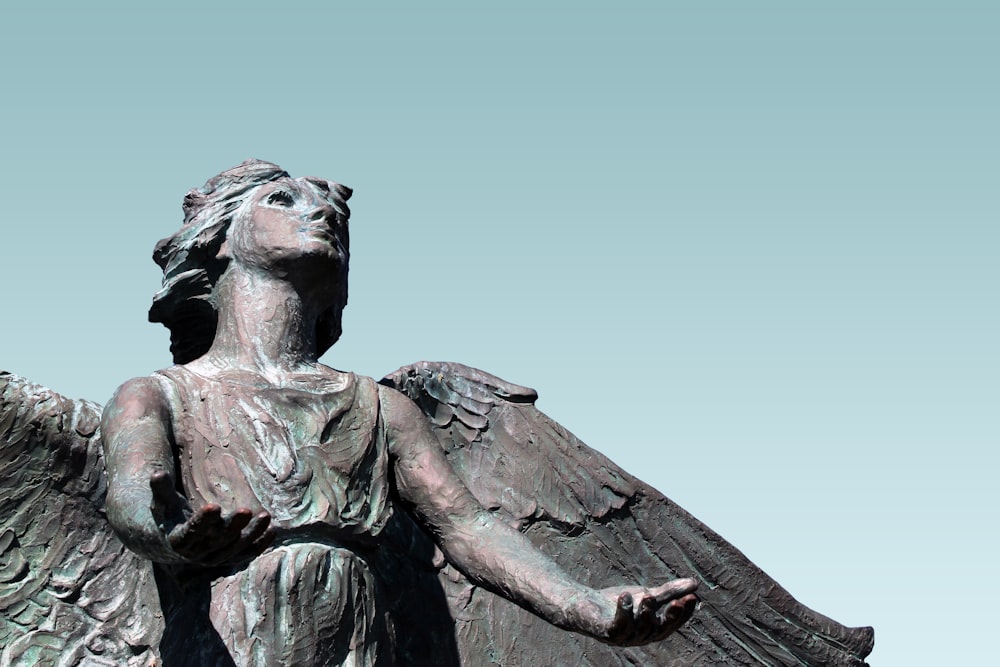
[577,578,699,646]
[149,471,274,567]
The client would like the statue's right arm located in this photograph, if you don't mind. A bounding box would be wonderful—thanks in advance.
[101,377,273,565]
[101,376,185,562]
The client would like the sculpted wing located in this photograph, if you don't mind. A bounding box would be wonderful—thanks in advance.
[0,372,161,666]
[380,361,874,667]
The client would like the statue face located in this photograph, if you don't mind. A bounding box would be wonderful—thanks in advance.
[225,178,348,272]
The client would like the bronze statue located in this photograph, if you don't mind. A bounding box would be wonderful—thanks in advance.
[0,161,873,666]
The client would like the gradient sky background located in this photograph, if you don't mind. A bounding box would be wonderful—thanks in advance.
[1,4,996,665]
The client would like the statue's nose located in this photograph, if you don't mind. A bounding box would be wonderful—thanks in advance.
[308,205,337,222]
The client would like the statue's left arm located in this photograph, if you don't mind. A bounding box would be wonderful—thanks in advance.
[379,386,698,646]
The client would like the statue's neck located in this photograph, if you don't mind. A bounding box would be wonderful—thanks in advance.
[201,263,323,376]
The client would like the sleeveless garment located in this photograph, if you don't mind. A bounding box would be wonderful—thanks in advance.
[153,365,394,666]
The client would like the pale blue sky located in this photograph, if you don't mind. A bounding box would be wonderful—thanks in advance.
[2,4,996,664]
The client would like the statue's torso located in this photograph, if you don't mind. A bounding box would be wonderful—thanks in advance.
[155,365,392,545]
[153,365,394,666]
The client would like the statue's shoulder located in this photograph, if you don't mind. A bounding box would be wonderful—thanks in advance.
[103,371,178,418]
[147,364,204,402]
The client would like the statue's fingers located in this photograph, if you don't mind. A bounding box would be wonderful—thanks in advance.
[656,598,683,628]
[607,591,633,643]
[649,577,698,603]
[148,473,195,538]
[230,513,275,561]
[192,504,224,528]
[224,508,253,534]
[194,508,256,558]
[632,593,659,642]
[181,511,273,565]
[678,593,698,624]
[243,527,275,558]
[655,594,699,634]
[149,471,181,511]
[171,504,224,550]
[255,526,276,551]
[182,506,255,563]
[636,593,656,628]
[240,512,274,550]
[639,601,680,644]
[149,471,171,499]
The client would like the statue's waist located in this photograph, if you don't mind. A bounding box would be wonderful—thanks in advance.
[269,523,383,554]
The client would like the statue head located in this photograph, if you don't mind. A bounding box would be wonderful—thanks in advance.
[149,159,353,364]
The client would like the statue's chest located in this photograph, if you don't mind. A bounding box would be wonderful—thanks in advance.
[208,387,349,482]
[171,376,388,531]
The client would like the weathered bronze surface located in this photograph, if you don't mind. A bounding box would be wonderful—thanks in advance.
[0,161,873,666]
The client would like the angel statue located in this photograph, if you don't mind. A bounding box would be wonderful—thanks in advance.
[0,160,873,666]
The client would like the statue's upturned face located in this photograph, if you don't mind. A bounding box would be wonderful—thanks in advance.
[225,177,348,273]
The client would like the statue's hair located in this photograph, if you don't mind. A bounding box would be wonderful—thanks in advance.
[148,159,353,364]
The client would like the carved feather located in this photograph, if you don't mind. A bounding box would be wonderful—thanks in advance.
[381,361,874,667]
[0,372,162,667]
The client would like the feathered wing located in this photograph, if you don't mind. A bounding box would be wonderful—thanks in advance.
[0,372,162,667]
[380,362,874,667]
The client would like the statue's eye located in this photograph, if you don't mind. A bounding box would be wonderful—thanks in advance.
[266,190,295,207]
